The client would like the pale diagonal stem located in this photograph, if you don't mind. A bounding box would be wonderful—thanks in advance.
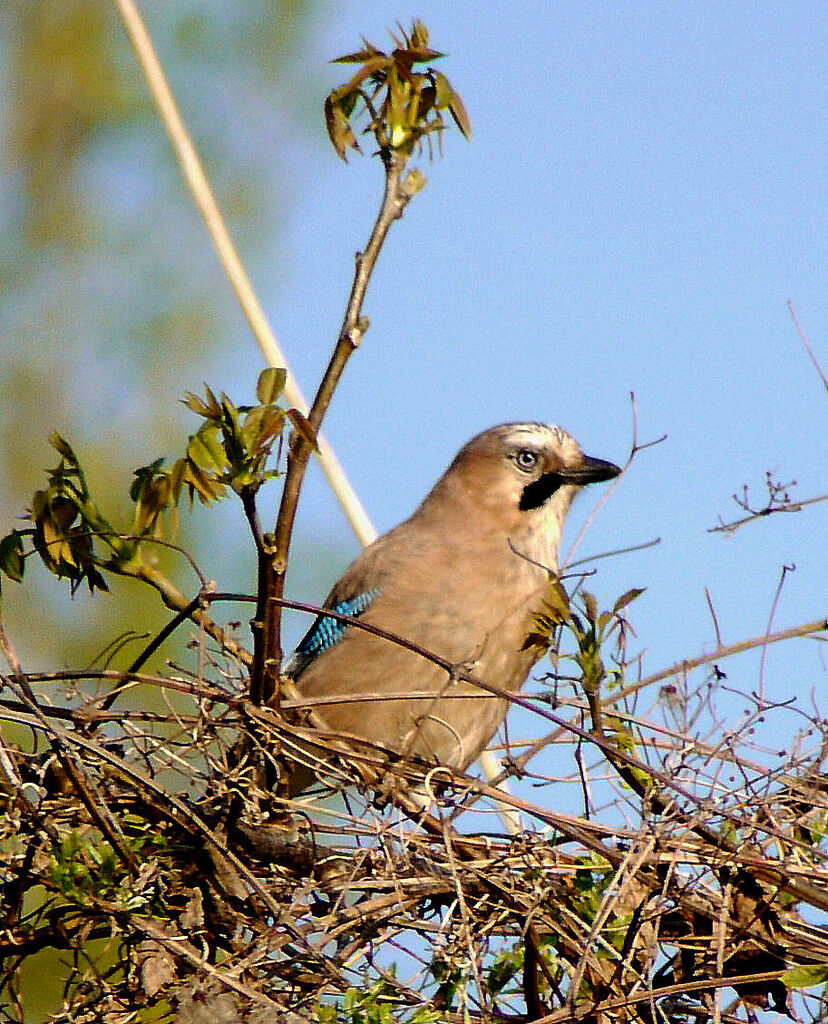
[114,0,376,548]
[114,2,516,812]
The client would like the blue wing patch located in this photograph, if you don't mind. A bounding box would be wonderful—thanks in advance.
[286,588,380,678]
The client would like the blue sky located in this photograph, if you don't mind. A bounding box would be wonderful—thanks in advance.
[257,2,828,730]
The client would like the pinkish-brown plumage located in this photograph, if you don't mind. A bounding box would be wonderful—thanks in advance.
[285,422,619,789]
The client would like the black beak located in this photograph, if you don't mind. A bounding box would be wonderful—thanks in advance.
[518,454,621,511]
[559,454,622,486]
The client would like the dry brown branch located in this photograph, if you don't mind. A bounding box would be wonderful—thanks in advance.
[4,610,828,1021]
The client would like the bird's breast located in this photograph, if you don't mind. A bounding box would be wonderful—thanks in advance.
[290,536,554,774]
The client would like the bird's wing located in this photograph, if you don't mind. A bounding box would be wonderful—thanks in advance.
[284,586,381,680]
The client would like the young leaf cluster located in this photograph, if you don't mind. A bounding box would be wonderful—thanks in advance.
[324,19,471,161]
[7,432,122,595]
[315,980,440,1023]
[526,579,644,689]
[526,581,656,793]
[0,367,292,598]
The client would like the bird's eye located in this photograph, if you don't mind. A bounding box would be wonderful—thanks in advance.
[514,449,539,472]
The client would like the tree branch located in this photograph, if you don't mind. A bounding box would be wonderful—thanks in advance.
[250,151,417,706]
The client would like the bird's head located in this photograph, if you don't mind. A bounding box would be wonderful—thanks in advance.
[432,422,621,567]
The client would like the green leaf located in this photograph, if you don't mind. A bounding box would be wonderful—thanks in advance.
[256,366,287,405]
[0,531,25,582]
[448,87,472,139]
[242,405,284,458]
[183,384,222,420]
[487,950,521,994]
[341,56,390,94]
[331,43,384,64]
[782,964,828,988]
[188,425,228,472]
[395,46,445,66]
[182,462,227,505]
[49,432,78,462]
[129,458,165,502]
[220,394,241,434]
[408,20,430,50]
[324,92,361,161]
[415,83,437,121]
[429,70,471,138]
[612,587,646,615]
[544,578,571,620]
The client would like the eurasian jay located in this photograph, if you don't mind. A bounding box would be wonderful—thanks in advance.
[285,422,620,789]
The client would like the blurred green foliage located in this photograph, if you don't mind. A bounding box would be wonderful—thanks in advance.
[0,1,316,674]
[0,6,316,1019]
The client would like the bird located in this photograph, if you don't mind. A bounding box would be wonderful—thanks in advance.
[283,422,620,791]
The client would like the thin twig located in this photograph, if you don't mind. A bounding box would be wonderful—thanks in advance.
[567,535,661,570]
[565,391,665,569]
[86,591,208,726]
[708,490,828,534]
[758,563,794,703]
[0,620,136,868]
[128,563,252,667]
[788,298,828,394]
[621,615,828,698]
[705,587,723,648]
[252,151,415,705]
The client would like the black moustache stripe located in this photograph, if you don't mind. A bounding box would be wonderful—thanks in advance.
[519,472,566,511]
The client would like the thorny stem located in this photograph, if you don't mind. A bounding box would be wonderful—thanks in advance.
[250,150,415,707]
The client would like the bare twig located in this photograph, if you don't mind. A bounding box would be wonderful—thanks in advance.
[565,391,665,568]
[709,465,828,535]
[708,488,828,534]
[705,586,723,648]
[567,535,661,570]
[789,298,828,394]
[252,151,417,705]
[757,563,795,703]
[622,615,828,697]
[128,563,252,667]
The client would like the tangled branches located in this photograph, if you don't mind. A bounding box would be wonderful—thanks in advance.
[2,599,828,1023]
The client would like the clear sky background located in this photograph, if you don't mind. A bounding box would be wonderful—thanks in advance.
[3,3,827,802]
[272,3,828,716]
